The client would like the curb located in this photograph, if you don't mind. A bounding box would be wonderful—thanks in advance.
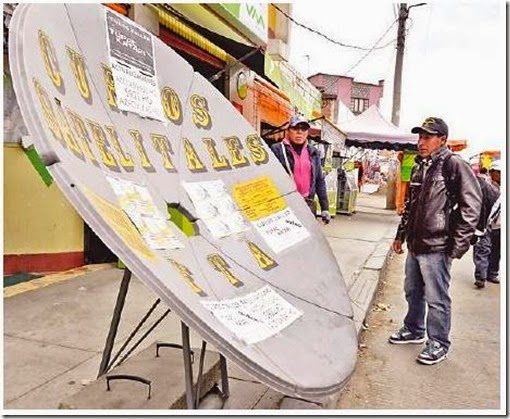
[3,263,115,298]
[282,239,395,410]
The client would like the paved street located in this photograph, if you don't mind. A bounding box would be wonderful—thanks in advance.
[337,246,502,411]
[3,190,503,412]
[4,192,399,410]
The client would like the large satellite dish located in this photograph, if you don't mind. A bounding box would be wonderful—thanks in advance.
[9,4,357,398]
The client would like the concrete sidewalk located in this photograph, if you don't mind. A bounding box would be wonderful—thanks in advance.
[4,191,400,410]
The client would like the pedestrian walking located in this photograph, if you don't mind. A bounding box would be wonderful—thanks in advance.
[270,114,330,224]
[389,117,482,365]
[472,168,500,288]
[478,166,492,183]
[486,161,501,283]
[489,161,501,188]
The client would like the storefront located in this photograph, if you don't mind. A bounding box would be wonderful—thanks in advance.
[228,63,293,140]
[3,3,318,273]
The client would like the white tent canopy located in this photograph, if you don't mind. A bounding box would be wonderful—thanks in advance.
[340,105,418,151]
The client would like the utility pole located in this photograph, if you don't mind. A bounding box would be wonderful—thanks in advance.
[391,3,408,127]
[391,2,426,126]
[386,2,425,210]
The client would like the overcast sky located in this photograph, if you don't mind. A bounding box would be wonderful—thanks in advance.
[287,1,506,157]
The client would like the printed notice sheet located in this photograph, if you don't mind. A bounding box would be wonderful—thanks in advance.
[201,286,303,345]
[105,10,164,120]
[182,180,248,239]
[253,208,310,253]
[232,176,286,221]
[233,176,309,253]
[106,175,183,250]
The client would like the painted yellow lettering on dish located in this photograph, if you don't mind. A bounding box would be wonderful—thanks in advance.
[129,129,155,172]
[207,254,244,288]
[223,136,249,168]
[38,30,62,89]
[66,108,99,165]
[87,119,120,171]
[168,259,207,296]
[246,134,269,165]
[202,138,231,171]
[190,94,211,129]
[183,138,207,173]
[54,101,84,159]
[33,78,63,142]
[150,134,176,172]
[66,46,91,100]
[161,86,182,125]
[246,240,278,271]
[105,126,135,172]
[101,64,117,108]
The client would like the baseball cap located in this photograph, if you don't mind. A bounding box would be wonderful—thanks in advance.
[288,114,310,129]
[411,117,449,138]
[490,160,501,171]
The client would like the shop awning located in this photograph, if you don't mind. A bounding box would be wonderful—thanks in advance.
[157,4,270,84]
[167,4,254,46]
[308,117,347,152]
[150,4,233,66]
[447,139,468,152]
[253,77,293,127]
[340,105,418,151]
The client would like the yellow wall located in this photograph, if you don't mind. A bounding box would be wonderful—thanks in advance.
[4,144,84,254]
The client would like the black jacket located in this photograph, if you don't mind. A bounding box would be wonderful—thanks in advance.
[475,176,500,232]
[396,146,482,259]
[270,141,329,212]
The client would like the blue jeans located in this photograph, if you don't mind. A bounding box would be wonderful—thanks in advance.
[473,231,492,280]
[488,229,500,280]
[403,251,453,350]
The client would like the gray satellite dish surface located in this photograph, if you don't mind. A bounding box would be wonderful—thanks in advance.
[9,3,357,398]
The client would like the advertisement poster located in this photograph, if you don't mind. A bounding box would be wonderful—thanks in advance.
[233,177,310,253]
[105,10,164,120]
[253,208,310,254]
[183,180,249,239]
[106,176,184,250]
[202,285,303,345]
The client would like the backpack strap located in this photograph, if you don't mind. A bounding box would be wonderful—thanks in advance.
[486,196,501,231]
[281,142,294,179]
[442,153,457,209]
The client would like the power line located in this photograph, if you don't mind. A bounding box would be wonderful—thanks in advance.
[344,19,398,75]
[319,18,398,94]
[320,8,417,95]
[273,4,398,51]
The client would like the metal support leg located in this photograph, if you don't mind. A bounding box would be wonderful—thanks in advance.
[219,354,230,399]
[194,341,207,408]
[105,299,161,371]
[181,322,195,409]
[98,268,132,378]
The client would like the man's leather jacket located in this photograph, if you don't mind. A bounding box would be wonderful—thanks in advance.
[396,146,482,259]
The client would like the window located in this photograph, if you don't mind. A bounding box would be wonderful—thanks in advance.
[350,97,369,115]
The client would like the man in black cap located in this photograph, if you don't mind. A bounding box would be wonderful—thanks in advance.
[388,117,482,365]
